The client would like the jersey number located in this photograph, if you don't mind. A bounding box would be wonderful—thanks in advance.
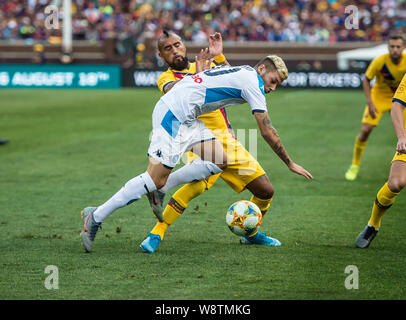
[204,67,241,77]
[192,75,202,83]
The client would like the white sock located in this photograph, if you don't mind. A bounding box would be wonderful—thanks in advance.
[93,171,156,223]
[160,159,223,193]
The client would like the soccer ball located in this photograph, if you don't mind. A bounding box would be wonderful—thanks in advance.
[226,200,262,236]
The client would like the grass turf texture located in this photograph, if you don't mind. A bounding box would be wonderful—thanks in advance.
[0,88,405,300]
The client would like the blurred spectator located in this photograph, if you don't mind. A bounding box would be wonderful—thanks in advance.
[32,43,46,63]
[296,60,311,71]
[1,0,405,49]
[312,60,323,70]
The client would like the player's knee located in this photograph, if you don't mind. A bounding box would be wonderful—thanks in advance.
[152,176,168,190]
[359,125,374,141]
[257,184,274,200]
[252,180,274,199]
[358,130,369,142]
[266,184,275,199]
[387,178,406,193]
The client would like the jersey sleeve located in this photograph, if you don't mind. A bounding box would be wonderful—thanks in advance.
[393,74,406,106]
[157,70,177,94]
[241,71,268,114]
[365,56,382,81]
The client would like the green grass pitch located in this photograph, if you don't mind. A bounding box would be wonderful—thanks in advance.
[0,88,405,300]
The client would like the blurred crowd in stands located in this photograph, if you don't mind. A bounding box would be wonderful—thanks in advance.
[1,0,405,66]
[1,0,405,44]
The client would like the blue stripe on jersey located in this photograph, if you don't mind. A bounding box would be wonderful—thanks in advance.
[162,81,175,93]
[204,87,243,104]
[256,73,265,96]
[393,98,406,106]
[161,109,181,138]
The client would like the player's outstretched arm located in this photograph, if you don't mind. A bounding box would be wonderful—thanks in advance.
[254,112,313,179]
[208,32,230,66]
[391,101,406,153]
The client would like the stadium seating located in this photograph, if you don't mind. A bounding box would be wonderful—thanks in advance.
[1,0,404,44]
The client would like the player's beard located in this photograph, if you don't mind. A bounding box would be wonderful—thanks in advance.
[168,56,189,70]
[390,52,401,64]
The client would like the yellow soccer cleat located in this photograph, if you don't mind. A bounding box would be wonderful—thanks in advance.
[345,164,360,181]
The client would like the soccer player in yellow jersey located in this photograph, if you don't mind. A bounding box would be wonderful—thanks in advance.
[345,35,406,181]
[355,74,406,248]
[140,31,299,253]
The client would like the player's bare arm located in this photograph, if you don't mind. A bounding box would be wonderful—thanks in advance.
[362,76,378,119]
[209,32,230,66]
[391,101,406,153]
[163,80,179,93]
[256,112,291,165]
[254,112,313,179]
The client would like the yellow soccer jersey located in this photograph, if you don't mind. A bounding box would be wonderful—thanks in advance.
[392,74,406,125]
[393,74,406,105]
[157,61,233,133]
[365,53,406,96]
[391,74,406,163]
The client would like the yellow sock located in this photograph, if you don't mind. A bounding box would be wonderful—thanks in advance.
[352,138,367,166]
[150,221,169,240]
[150,180,207,239]
[368,183,399,229]
[248,195,273,237]
[250,195,273,216]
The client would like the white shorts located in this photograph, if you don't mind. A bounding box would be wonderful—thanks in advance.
[148,101,215,168]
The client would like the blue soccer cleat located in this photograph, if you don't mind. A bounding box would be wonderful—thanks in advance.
[140,233,162,253]
[240,231,282,246]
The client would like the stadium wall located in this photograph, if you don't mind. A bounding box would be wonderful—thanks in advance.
[0,64,121,88]
[0,40,374,67]
[0,40,376,89]
[123,67,363,89]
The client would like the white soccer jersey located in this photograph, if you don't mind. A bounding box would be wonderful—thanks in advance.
[159,65,268,123]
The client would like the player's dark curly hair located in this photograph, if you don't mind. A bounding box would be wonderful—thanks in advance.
[157,30,181,51]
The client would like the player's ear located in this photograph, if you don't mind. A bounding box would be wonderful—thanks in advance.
[256,64,266,75]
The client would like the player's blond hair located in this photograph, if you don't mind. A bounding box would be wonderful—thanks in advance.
[255,55,288,81]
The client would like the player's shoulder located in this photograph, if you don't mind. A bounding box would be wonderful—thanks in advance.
[374,53,390,64]
[238,65,262,84]
[401,52,406,65]
[241,65,255,71]
[227,65,258,78]
[227,65,260,86]
[157,68,175,81]
[201,64,256,79]
[233,66,265,96]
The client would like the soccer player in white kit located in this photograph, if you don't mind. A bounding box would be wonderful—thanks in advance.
[81,55,313,252]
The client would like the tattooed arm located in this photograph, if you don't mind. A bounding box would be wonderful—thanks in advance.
[254,112,313,179]
[255,112,291,166]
